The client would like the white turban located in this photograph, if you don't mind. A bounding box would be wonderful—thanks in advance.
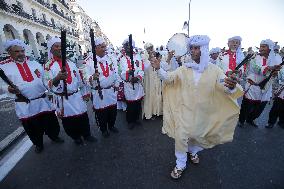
[228,36,242,42]
[95,37,105,46]
[185,35,210,73]
[274,44,280,50]
[260,39,275,66]
[47,37,61,60]
[209,47,221,55]
[4,39,27,51]
[122,38,135,47]
[228,36,244,64]
[144,42,153,50]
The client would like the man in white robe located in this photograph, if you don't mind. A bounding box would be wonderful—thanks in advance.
[142,42,162,120]
[238,39,282,127]
[209,47,221,65]
[150,35,243,179]
[44,37,96,145]
[119,38,145,129]
[85,37,120,138]
[0,39,64,153]
[217,36,245,76]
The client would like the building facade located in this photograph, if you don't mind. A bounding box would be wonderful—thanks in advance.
[0,0,110,59]
[69,0,111,54]
[0,0,111,97]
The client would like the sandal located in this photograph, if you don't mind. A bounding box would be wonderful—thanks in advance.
[170,166,186,179]
[189,153,199,164]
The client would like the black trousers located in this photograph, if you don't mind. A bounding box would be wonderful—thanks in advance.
[21,111,60,147]
[239,97,267,123]
[95,105,117,132]
[126,100,142,124]
[61,112,91,140]
[268,97,284,125]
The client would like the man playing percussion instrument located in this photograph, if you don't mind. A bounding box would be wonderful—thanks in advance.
[150,35,243,179]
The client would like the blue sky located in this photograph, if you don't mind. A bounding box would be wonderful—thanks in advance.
[77,0,284,50]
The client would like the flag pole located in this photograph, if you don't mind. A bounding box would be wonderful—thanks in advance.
[188,0,192,36]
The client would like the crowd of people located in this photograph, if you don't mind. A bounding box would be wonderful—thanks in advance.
[0,34,283,179]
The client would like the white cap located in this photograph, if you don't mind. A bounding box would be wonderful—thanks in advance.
[228,36,242,42]
[122,38,135,47]
[95,37,105,46]
[4,39,27,51]
[144,42,153,49]
[47,37,61,59]
[260,39,274,50]
[209,47,221,55]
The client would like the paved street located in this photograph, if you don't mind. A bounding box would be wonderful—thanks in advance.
[0,102,284,189]
[0,100,21,141]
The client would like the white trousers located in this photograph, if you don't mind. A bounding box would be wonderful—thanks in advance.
[175,144,203,169]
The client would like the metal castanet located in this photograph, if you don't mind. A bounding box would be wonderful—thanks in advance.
[0,68,30,103]
[90,28,103,99]
[128,34,135,90]
[61,30,68,99]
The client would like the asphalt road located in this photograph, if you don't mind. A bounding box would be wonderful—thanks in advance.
[0,102,284,189]
[0,100,21,141]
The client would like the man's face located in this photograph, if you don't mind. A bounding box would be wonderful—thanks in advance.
[190,46,201,62]
[210,52,219,60]
[8,46,26,62]
[228,40,240,52]
[51,42,61,58]
[95,43,107,57]
[123,42,131,54]
[259,44,270,56]
[146,46,154,54]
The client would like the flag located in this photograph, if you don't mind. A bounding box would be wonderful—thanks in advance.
[144,27,146,34]
[182,21,188,30]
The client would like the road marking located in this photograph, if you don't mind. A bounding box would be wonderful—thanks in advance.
[0,136,32,182]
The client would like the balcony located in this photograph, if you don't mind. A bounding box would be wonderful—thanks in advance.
[33,0,75,24]
[57,0,70,10]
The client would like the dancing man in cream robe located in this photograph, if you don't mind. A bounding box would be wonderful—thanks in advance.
[150,35,243,179]
[142,43,162,119]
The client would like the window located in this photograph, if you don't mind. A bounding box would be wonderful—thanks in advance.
[31,8,36,18]
[42,13,46,21]
[16,1,23,10]
[51,18,55,26]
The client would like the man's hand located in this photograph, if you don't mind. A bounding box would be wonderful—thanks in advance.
[92,72,100,80]
[8,86,20,94]
[247,78,256,85]
[131,77,139,84]
[166,50,175,63]
[224,73,238,90]
[53,71,68,86]
[150,57,161,70]
[82,95,90,102]
[128,70,134,76]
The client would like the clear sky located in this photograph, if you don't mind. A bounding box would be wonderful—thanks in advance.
[76,0,284,50]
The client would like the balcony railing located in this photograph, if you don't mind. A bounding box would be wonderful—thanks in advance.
[0,1,79,38]
[57,0,70,10]
[34,0,74,24]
